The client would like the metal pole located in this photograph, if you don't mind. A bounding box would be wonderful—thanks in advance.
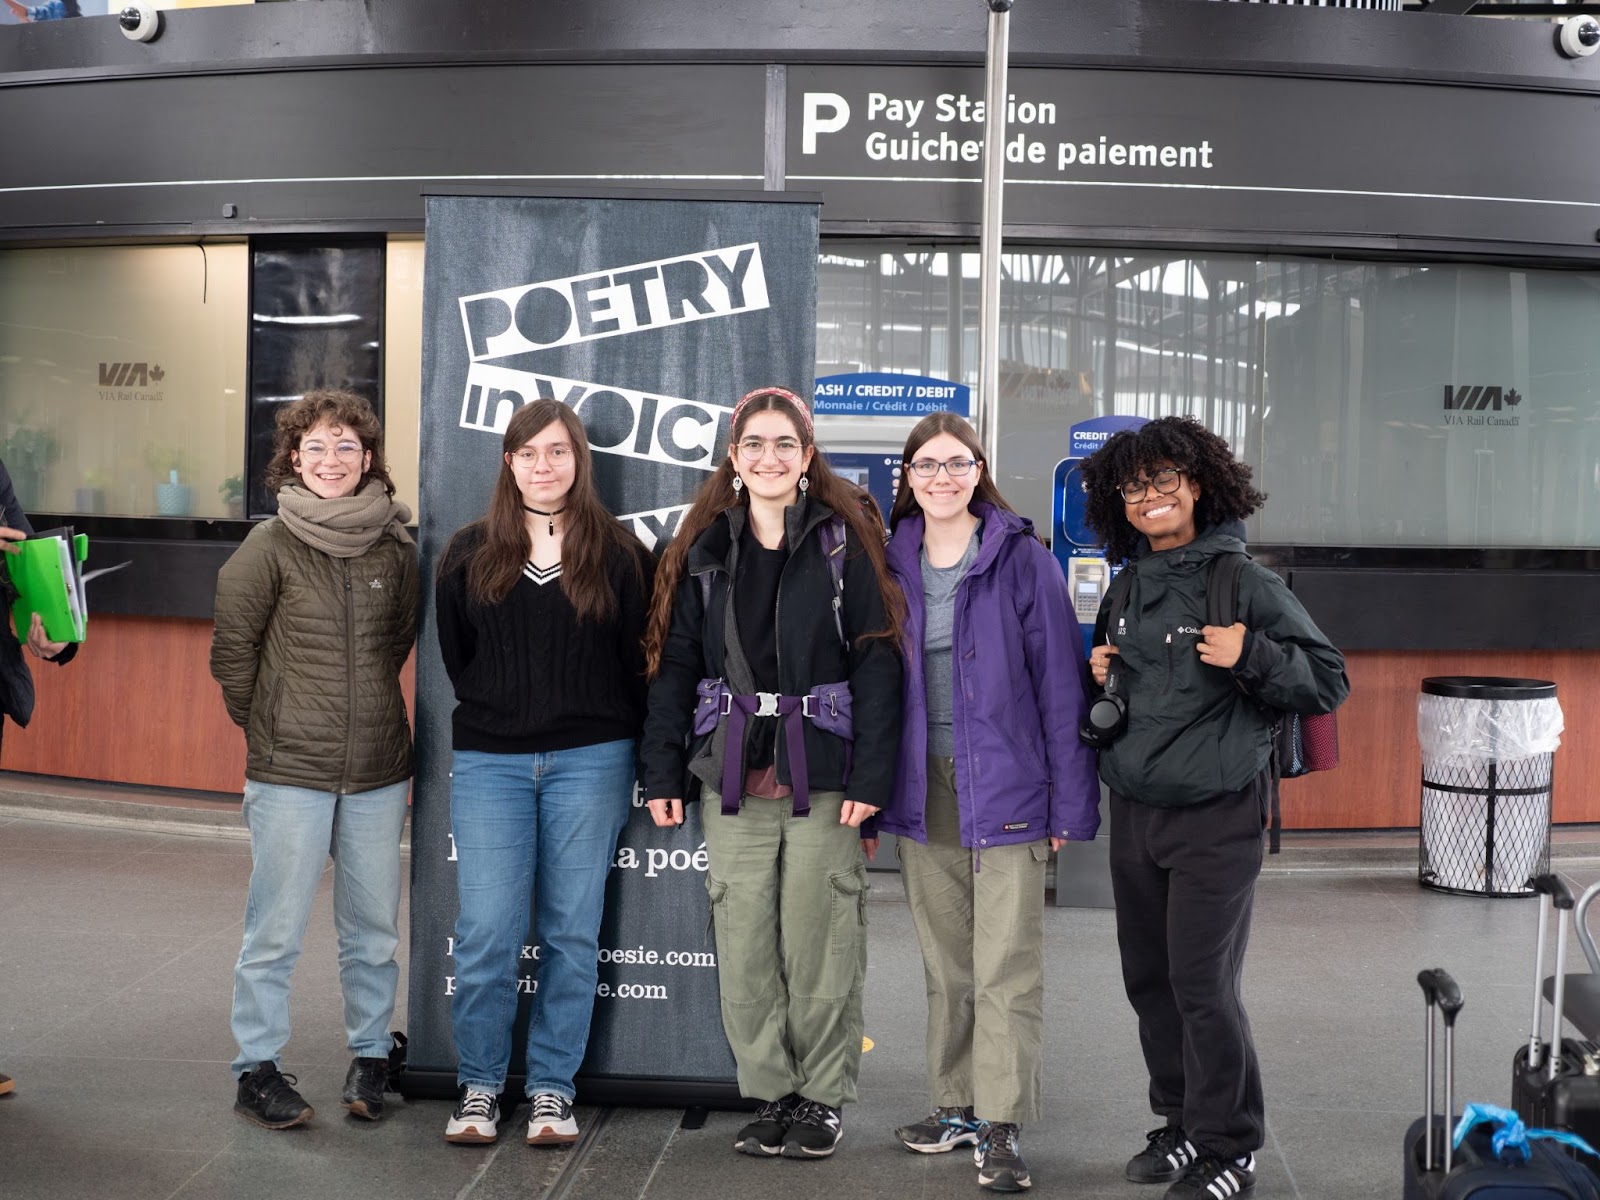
[976,0,1013,467]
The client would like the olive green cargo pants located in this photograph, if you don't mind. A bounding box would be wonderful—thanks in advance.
[898,755,1048,1124]
[701,789,868,1108]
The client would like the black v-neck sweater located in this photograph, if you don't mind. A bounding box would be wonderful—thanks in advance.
[435,528,654,754]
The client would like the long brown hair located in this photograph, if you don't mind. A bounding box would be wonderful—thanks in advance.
[643,388,906,678]
[888,411,1019,531]
[444,399,647,622]
[266,389,395,496]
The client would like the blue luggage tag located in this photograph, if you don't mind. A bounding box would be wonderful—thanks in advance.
[1453,1102,1600,1161]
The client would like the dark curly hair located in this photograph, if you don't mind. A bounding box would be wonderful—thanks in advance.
[1079,416,1265,563]
[265,389,395,497]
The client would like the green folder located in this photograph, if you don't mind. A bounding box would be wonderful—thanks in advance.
[7,527,89,644]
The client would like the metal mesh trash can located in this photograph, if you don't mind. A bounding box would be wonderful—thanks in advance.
[1418,677,1563,897]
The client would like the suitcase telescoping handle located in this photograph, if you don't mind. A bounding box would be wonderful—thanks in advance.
[1419,967,1464,1174]
[1528,874,1576,1083]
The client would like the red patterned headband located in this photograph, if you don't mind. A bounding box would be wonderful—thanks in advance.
[731,386,814,437]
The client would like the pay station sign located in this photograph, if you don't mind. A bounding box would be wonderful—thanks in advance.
[814,372,970,418]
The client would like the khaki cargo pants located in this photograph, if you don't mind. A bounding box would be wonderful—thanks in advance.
[898,755,1048,1124]
[701,789,868,1108]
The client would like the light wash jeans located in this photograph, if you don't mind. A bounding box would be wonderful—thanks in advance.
[230,778,410,1076]
[449,740,634,1100]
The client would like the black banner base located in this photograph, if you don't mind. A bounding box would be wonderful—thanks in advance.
[393,1069,751,1110]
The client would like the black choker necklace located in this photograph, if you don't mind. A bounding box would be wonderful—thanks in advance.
[523,504,564,536]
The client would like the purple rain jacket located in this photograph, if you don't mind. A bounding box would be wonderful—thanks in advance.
[879,503,1101,851]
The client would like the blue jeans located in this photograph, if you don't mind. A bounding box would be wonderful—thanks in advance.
[449,740,635,1099]
[230,779,410,1076]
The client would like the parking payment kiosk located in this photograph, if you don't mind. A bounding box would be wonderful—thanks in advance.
[1053,415,1149,655]
[1051,414,1146,909]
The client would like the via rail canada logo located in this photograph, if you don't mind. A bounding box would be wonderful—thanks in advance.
[1443,383,1522,427]
[97,362,166,401]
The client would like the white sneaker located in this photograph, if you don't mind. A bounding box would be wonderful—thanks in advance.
[527,1091,579,1146]
[444,1086,500,1144]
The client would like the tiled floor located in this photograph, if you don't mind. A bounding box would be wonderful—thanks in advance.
[2,802,1594,1199]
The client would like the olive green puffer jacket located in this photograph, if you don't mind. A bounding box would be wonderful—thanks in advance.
[210,518,419,794]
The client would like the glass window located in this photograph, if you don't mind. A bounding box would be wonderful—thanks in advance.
[1255,259,1600,548]
[816,240,1600,550]
[0,243,248,519]
[815,242,1263,528]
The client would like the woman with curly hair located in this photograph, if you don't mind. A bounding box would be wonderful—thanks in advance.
[211,389,417,1130]
[640,386,903,1161]
[1079,416,1346,1200]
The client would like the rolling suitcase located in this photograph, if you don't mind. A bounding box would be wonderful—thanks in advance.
[1512,874,1600,1175]
[1404,967,1600,1199]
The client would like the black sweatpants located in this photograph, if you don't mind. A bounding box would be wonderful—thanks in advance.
[1109,769,1269,1160]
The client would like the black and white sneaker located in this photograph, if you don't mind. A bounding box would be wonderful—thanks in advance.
[526,1091,580,1146]
[975,1122,1032,1192]
[443,1086,500,1144]
[1163,1153,1256,1200]
[736,1093,799,1156]
[894,1105,981,1153]
[781,1098,844,1159]
[1126,1126,1197,1184]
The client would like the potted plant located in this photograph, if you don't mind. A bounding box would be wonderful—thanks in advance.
[75,467,114,515]
[219,474,245,520]
[144,443,193,517]
[0,424,58,510]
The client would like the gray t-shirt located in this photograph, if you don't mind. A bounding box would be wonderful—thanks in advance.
[921,524,981,757]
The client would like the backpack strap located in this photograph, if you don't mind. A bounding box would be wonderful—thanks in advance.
[1093,564,1135,648]
[818,516,847,649]
[1206,550,1284,855]
[1205,550,1246,629]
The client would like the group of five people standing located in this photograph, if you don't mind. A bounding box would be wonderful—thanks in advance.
[210,384,1346,1200]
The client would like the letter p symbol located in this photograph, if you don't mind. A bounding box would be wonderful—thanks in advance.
[801,93,851,155]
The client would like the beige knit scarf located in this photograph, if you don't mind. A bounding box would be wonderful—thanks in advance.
[275,480,413,558]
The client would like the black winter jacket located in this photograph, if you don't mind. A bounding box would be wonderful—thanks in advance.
[641,498,902,810]
[1094,523,1349,808]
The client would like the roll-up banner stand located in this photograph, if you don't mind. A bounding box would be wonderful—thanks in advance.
[400,188,820,1106]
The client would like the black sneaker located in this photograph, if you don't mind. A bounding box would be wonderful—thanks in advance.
[443,1085,500,1144]
[1126,1125,1196,1184]
[736,1093,799,1156]
[895,1105,981,1154]
[780,1098,843,1159]
[1163,1153,1256,1200]
[975,1122,1032,1192]
[341,1056,388,1121]
[234,1062,313,1130]
[527,1091,580,1146]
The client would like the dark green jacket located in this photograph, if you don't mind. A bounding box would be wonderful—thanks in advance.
[1095,524,1348,808]
[210,518,418,794]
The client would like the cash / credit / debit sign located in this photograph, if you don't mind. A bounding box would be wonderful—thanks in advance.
[813,372,970,418]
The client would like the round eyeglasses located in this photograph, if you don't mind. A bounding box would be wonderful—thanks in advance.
[736,436,803,462]
[511,446,573,466]
[299,441,364,463]
[1117,467,1185,504]
[908,457,979,479]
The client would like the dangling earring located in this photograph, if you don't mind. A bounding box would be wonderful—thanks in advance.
[798,473,810,494]
[731,474,744,494]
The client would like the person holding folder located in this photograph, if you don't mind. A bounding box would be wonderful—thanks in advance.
[210,391,418,1131]
[0,453,76,1099]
